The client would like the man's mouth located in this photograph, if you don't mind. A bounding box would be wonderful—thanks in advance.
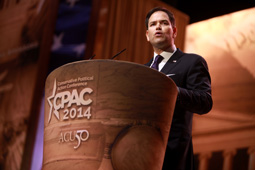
[155,32,163,36]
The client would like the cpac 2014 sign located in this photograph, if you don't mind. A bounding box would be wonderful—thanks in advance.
[47,76,94,149]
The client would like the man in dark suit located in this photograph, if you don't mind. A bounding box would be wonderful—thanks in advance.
[145,7,213,170]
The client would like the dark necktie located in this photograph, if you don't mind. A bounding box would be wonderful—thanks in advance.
[151,55,163,70]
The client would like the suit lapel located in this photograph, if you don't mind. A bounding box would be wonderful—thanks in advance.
[145,58,153,67]
[160,48,183,74]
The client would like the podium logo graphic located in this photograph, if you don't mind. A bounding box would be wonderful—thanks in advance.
[47,79,93,123]
[59,129,90,149]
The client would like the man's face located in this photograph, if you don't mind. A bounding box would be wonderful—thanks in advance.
[146,11,177,50]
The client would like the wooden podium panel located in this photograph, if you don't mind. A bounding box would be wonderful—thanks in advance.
[43,60,177,170]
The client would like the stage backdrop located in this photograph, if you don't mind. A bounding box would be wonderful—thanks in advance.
[85,0,190,63]
[184,8,255,170]
[0,1,58,170]
[31,1,93,169]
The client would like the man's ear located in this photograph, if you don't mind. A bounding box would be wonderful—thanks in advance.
[146,30,150,42]
[173,26,177,38]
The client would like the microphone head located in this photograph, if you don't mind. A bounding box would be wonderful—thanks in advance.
[111,48,126,60]
[89,54,96,60]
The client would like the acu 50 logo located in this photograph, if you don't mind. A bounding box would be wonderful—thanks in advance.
[47,79,93,123]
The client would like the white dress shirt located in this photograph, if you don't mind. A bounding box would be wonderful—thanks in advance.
[150,46,177,71]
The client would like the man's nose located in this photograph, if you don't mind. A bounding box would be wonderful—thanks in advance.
[156,23,162,29]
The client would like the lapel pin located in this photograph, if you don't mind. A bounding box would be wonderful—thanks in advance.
[173,60,177,63]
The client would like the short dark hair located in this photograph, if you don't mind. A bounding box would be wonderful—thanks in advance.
[145,7,176,30]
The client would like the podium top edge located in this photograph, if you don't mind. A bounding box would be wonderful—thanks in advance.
[48,59,147,75]
[46,59,177,88]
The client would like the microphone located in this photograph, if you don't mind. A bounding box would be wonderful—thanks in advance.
[89,54,96,60]
[111,48,126,59]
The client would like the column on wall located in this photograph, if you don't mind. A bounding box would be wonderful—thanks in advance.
[248,146,255,170]
[222,149,236,170]
[198,152,212,170]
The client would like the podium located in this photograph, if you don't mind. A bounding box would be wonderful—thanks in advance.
[43,60,178,170]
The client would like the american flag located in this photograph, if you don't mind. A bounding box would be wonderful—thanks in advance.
[49,0,92,73]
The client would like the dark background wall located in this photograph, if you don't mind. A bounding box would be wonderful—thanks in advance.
[162,0,255,23]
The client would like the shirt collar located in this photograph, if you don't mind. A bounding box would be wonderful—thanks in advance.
[151,46,177,71]
[153,45,177,61]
